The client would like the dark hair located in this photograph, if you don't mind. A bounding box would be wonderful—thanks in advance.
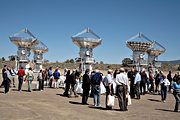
[85,69,90,74]
[177,75,180,81]
[67,70,71,75]
[29,67,32,70]
[4,65,7,67]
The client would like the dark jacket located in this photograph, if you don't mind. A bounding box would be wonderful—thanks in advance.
[82,73,90,89]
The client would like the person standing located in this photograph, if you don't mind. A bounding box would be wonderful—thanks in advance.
[53,68,60,88]
[17,67,25,91]
[167,71,173,92]
[10,67,17,87]
[115,68,129,111]
[63,70,71,97]
[160,75,170,103]
[82,69,91,105]
[92,70,102,107]
[134,69,141,99]
[102,69,114,110]
[25,67,34,92]
[149,71,155,93]
[0,65,7,88]
[172,75,180,112]
[48,67,53,88]
[69,69,78,97]
[127,68,135,98]
[3,66,11,93]
[140,70,148,95]
[37,69,44,91]
[44,68,48,86]
[154,71,161,94]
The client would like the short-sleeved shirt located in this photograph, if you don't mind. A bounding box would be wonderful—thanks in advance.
[103,74,113,87]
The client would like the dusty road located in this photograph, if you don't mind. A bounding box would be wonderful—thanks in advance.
[0,75,179,120]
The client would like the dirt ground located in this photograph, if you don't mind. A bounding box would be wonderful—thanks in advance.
[0,75,179,120]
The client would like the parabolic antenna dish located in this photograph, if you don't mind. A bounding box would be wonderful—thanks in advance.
[9,28,38,48]
[72,28,102,48]
[32,40,48,54]
[126,32,154,52]
[147,41,165,56]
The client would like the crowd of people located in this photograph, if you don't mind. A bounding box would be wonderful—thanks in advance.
[0,64,180,112]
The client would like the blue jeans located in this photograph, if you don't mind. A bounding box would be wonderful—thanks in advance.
[18,76,23,91]
[93,85,101,106]
[161,86,167,101]
[28,80,32,91]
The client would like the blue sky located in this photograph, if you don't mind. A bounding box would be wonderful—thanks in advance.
[0,0,180,64]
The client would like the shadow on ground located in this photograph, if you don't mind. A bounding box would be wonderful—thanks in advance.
[69,101,84,105]
[0,91,4,93]
[148,99,161,102]
[155,108,175,112]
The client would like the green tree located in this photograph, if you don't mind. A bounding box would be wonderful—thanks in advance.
[69,59,75,63]
[2,57,5,61]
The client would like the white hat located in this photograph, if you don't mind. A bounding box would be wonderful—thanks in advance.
[120,68,125,72]
[95,69,99,72]
[108,69,113,72]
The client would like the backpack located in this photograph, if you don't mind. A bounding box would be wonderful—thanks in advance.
[53,71,60,79]
[92,73,101,85]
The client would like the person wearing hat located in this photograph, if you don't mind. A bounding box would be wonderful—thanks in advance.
[172,75,180,112]
[102,69,114,110]
[115,68,129,111]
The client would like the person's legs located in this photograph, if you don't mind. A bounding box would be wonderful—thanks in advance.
[123,85,128,110]
[28,80,32,92]
[117,85,124,110]
[4,80,10,93]
[39,80,41,91]
[97,86,101,106]
[85,89,90,103]
[135,82,140,99]
[93,94,97,106]
[164,86,167,101]
[140,82,143,95]
[41,80,44,90]
[173,92,180,111]
[18,77,23,91]
[82,91,85,104]
[161,87,165,101]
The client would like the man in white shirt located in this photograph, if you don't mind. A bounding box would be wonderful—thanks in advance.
[103,69,114,110]
[115,68,129,111]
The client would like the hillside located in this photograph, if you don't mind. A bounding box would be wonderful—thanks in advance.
[0,60,180,72]
[160,60,180,64]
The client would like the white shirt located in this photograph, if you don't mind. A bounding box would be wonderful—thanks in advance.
[160,78,170,86]
[103,74,113,86]
[115,72,129,86]
[134,72,141,84]
[115,72,130,92]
